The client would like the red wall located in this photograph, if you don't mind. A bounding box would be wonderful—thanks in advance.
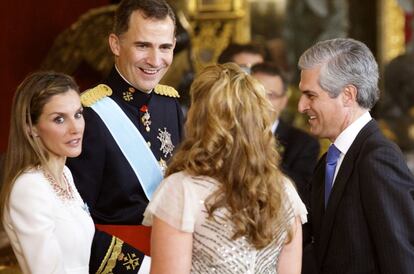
[0,0,110,153]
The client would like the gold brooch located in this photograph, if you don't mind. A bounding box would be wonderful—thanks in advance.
[159,159,167,174]
[123,87,135,102]
[118,252,140,271]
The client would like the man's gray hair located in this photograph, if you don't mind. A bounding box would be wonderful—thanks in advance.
[298,38,379,109]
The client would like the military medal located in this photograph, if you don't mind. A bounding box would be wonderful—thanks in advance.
[157,127,174,158]
[140,105,151,132]
[123,87,135,102]
[159,158,167,174]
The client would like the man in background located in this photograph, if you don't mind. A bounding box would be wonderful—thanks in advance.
[218,42,265,73]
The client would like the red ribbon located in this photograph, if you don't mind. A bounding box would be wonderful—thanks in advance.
[140,105,148,112]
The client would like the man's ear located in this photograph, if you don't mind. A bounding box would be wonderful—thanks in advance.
[109,33,121,57]
[342,85,357,106]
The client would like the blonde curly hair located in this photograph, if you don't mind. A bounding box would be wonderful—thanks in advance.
[166,63,291,249]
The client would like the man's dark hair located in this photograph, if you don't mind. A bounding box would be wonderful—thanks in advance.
[218,43,265,64]
[251,62,289,93]
[113,0,176,36]
[384,53,414,113]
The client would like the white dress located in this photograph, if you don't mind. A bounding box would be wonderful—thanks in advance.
[143,171,307,274]
[3,166,94,274]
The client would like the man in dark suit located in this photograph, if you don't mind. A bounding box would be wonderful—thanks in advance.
[298,38,414,273]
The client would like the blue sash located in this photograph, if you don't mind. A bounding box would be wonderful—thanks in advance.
[91,97,163,200]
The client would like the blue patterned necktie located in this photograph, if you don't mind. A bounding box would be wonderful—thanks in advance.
[325,144,341,207]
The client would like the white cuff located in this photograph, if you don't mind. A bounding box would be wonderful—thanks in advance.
[137,255,151,274]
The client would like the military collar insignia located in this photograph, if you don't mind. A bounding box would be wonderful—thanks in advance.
[123,87,136,102]
[154,84,180,98]
[81,84,113,107]
[121,84,179,102]
[157,127,174,158]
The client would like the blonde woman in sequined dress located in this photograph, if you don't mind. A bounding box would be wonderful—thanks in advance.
[144,63,307,274]
[0,71,94,274]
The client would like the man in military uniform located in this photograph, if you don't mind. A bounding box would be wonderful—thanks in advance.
[67,0,183,273]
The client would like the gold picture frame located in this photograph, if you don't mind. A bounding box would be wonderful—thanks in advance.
[187,0,245,20]
[378,0,406,66]
[197,0,233,12]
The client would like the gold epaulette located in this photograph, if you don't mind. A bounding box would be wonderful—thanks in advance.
[154,84,180,98]
[81,84,113,107]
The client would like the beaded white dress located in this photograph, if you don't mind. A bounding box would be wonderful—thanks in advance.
[143,171,307,274]
[3,166,94,274]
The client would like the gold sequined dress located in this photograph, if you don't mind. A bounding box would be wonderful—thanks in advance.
[143,171,307,273]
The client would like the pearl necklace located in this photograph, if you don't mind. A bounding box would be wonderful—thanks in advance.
[41,167,75,201]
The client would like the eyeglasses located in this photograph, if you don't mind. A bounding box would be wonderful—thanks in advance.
[266,92,286,100]
[239,65,251,74]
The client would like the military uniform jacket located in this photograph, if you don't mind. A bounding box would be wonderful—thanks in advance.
[67,67,184,225]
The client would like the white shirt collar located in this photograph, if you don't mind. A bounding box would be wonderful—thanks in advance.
[334,111,372,155]
[271,119,280,134]
[329,111,371,184]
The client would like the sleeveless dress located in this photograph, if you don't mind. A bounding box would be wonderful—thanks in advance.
[143,171,307,273]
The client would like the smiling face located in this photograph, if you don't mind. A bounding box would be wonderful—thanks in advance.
[109,10,176,92]
[32,89,84,163]
[298,66,348,142]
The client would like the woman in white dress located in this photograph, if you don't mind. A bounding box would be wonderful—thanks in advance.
[0,71,94,274]
[144,63,307,274]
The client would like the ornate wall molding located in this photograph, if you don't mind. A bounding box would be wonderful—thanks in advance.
[379,0,406,66]
[185,0,249,73]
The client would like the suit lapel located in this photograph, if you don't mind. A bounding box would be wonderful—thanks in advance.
[275,120,287,137]
[311,155,326,243]
[317,149,355,260]
[275,121,290,159]
[316,120,379,262]
[275,120,289,146]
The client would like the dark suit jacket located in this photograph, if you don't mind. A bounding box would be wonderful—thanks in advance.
[310,119,414,274]
[276,120,320,209]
